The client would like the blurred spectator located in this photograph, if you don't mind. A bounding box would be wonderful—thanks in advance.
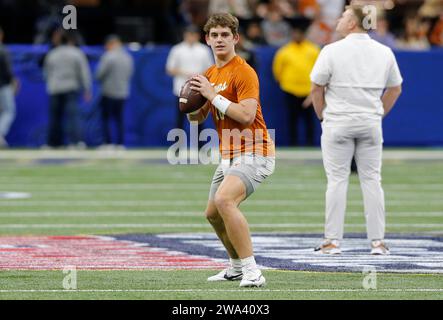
[208,0,256,19]
[272,18,319,146]
[43,31,92,148]
[369,14,397,48]
[96,35,134,149]
[306,14,336,46]
[245,21,268,45]
[316,0,345,28]
[419,0,443,20]
[419,0,443,47]
[236,31,257,69]
[261,9,291,46]
[397,15,431,50]
[180,0,210,29]
[166,25,213,134]
[296,0,320,19]
[430,14,443,46]
[255,0,296,19]
[0,26,17,148]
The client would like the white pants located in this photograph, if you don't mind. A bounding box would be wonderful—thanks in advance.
[321,122,385,240]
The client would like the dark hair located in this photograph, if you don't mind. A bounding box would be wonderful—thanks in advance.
[204,13,239,36]
[105,34,121,44]
[60,30,78,45]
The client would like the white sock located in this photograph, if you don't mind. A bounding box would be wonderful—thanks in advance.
[230,258,242,272]
[241,256,258,271]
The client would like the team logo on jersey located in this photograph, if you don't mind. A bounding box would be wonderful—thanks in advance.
[115,233,443,274]
[212,81,228,93]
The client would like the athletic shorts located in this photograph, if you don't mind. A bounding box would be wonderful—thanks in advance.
[209,153,275,200]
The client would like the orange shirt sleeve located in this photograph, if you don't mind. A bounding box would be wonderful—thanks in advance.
[234,65,260,102]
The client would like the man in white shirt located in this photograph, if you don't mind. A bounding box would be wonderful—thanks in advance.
[166,25,213,133]
[310,5,403,255]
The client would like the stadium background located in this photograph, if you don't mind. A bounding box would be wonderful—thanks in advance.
[0,0,442,301]
[1,0,443,147]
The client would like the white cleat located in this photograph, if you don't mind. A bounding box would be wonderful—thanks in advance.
[371,240,390,255]
[314,239,342,255]
[239,269,266,288]
[207,268,243,282]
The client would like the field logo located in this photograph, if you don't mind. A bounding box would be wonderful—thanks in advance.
[362,266,377,290]
[62,266,77,290]
[62,5,77,30]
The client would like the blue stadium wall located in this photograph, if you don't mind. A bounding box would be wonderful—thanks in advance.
[6,45,443,147]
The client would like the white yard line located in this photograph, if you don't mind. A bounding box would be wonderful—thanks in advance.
[0,200,442,206]
[0,223,441,229]
[0,288,441,293]
[1,149,443,160]
[0,183,442,190]
[0,211,441,218]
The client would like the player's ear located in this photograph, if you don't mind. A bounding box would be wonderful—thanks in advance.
[233,33,240,44]
[205,34,210,45]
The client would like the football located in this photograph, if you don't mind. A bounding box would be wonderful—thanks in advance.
[179,78,207,113]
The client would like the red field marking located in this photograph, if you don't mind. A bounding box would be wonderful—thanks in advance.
[0,236,227,270]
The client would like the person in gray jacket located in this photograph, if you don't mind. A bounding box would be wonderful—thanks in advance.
[43,31,91,148]
[96,35,134,148]
[0,26,18,148]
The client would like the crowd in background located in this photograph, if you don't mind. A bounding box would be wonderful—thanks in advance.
[0,0,442,49]
[0,0,442,149]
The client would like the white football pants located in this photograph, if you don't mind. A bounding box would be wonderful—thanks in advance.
[321,122,385,240]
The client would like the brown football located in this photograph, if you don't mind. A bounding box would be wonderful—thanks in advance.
[179,79,207,113]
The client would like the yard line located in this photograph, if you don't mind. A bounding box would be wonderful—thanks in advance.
[0,200,442,206]
[0,288,441,293]
[0,223,441,229]
[1,183,442,190]
[0,211,441,218]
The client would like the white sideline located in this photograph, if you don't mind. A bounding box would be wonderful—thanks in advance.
[0,211,441,217]
[0,288,441,293]
[0,149,443,160]
[0,223,442,229]
[1,200,443,206]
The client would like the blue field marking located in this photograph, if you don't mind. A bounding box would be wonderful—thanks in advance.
[113,233,443,273]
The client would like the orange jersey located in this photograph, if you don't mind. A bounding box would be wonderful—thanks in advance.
[204,55,275,159]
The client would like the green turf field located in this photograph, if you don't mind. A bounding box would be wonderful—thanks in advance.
[0,149,442,300]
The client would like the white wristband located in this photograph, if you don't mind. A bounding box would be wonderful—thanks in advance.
[211,94,232,114]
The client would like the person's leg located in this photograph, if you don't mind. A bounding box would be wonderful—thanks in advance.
[65,91,81,145]
[214,175,251,258]
[113,98,125,146]
[100,97,111,145]
[207,165,239,259]
[354,124,386,243]
[206,165,242,281]
[284,92,299,146]
[213,155,274,287]
[48,94,64,147]
[0,85,16,141]
[205,200,239,260]
[321,125,355,242]
[176,98,185,130]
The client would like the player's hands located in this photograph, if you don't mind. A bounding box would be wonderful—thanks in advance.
[302,95,312,109]
[190,75,216,101]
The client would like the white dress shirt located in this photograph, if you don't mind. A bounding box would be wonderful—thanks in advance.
[166,42,213,96]
[310,33,403,124]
